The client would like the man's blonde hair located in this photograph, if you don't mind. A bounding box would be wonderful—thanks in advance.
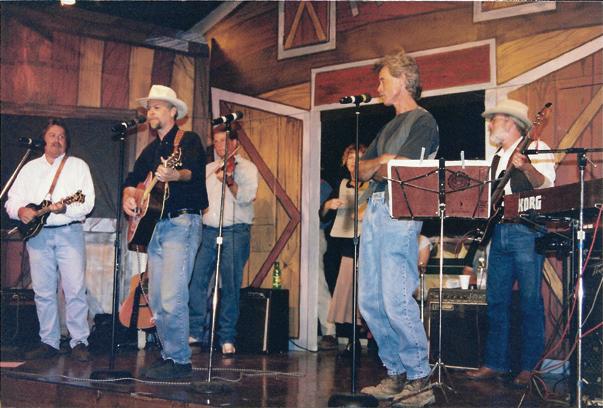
[374,49,422,100]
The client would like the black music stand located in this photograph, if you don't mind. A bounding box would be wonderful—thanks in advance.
[387,158,490,400]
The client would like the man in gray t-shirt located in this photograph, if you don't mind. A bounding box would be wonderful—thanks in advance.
[357,50,439,408]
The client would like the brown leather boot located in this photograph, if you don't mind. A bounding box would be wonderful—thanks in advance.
[465,366,504,381]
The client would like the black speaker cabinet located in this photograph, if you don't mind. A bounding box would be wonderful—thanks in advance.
[427,289,488,370]
[236,287,289,354]
[1,289,40,346]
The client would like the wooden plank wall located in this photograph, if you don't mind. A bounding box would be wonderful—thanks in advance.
[0,15,207,138]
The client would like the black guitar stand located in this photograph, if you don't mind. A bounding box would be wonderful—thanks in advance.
[190,121,235,395]
[90,127,135,381]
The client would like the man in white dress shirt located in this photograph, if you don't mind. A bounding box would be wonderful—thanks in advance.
[5,119,95,362]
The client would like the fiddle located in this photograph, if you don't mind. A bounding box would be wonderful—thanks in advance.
[214,145,239,186]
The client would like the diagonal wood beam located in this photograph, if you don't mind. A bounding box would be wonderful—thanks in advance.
[555,86,603,166]
[305,2,327,42]
[219,102,301,287]
[284,1,307,49]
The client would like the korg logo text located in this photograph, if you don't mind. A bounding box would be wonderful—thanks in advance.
[519,195,542,212]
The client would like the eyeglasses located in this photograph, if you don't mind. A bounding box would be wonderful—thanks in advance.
[488,115,508,124]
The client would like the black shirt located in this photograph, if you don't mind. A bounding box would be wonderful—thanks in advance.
[124,125,209,214]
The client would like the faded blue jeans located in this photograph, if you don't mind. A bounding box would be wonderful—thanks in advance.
[485,223,545,372]
[147,214,201,364]
[27,223,89,350]
[358,194,430,380]
[189,224,250,346]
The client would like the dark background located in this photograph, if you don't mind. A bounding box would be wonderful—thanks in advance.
[1,115,122,229]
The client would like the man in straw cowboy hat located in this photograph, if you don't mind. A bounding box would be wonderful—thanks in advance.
[122,85,208,380]
[465,98,555,387]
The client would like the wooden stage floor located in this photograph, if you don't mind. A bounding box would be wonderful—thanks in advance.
[1,344,570,407]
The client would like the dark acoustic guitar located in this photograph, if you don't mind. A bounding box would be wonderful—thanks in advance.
[119,271,154,329]
[463,103,552,266]
[127,149,182,251]
[16,190,86,240]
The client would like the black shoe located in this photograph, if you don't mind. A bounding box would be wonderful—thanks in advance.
[142,359,192,380]
[318,335,338,351]
[24,343,59,360]
[338,339,361,359]
[71,343,90,362]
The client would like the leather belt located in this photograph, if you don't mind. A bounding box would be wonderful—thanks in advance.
[44,221,82,229]
[161,208,200,220]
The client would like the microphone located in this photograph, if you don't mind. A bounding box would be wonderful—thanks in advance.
[18,137,45,149]
[212,112,244,126]
[111,116,146,133]
[339,94,372,104]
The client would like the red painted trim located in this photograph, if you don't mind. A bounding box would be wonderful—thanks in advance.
[314,44,491,106]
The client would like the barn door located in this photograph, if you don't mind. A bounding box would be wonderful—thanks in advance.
[211,88,316,346]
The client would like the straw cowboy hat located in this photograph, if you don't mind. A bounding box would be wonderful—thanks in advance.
[482,99,531,131]
[137,85,188,119]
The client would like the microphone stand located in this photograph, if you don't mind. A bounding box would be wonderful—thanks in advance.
[90,128,134,381]
[328,101,378,408]
[1,146,35,201]
[191,122,233,395]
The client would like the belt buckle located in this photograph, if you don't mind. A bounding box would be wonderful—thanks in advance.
[372,191,385,201]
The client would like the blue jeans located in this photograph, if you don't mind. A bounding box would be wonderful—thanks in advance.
[27,223,89,349]
[147,214,201,364]
[358,195,429,380]
[485,223,545,372]
[189,224,250,346]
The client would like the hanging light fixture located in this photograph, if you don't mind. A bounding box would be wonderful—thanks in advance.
[60,0,76,6]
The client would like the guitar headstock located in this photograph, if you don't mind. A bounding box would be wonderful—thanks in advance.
[531,102,552,133]
[64,190,86,205]
[166,148,183,169]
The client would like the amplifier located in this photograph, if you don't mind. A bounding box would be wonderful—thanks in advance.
[427,288,486,305]
[1,289,39,346]
[236,287,289,354]
[427,288,487,369]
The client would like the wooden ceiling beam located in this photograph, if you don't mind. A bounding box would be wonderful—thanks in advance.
[2,4,208,56]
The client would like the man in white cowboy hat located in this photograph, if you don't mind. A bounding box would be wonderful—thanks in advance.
[122,84,208,380]
[465,98,556,387]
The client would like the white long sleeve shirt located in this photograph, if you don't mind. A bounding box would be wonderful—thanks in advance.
[202,155,258,228]
[5,153,95,226]
[493,139,556,195]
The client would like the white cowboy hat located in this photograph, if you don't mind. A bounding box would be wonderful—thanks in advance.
[482,99,531,131]
[137,85,188,119]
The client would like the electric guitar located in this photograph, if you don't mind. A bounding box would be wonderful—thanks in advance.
[16,190,86,240]
[463,103,552,265]
[119,271,154,329]
[127,149,182,251]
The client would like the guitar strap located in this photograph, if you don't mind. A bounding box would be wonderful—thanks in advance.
[173,129,184,153]
[46,155,69,200]
[159,129,185,215]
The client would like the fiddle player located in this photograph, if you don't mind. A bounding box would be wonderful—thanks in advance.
[465,99,556,387]
[189,121,258,357]
[122,85,208,380]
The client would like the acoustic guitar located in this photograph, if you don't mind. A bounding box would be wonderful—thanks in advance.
[463,103,552,265]
[16,190,86,240]
[119,271,154,329]
[127,149,182,251]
